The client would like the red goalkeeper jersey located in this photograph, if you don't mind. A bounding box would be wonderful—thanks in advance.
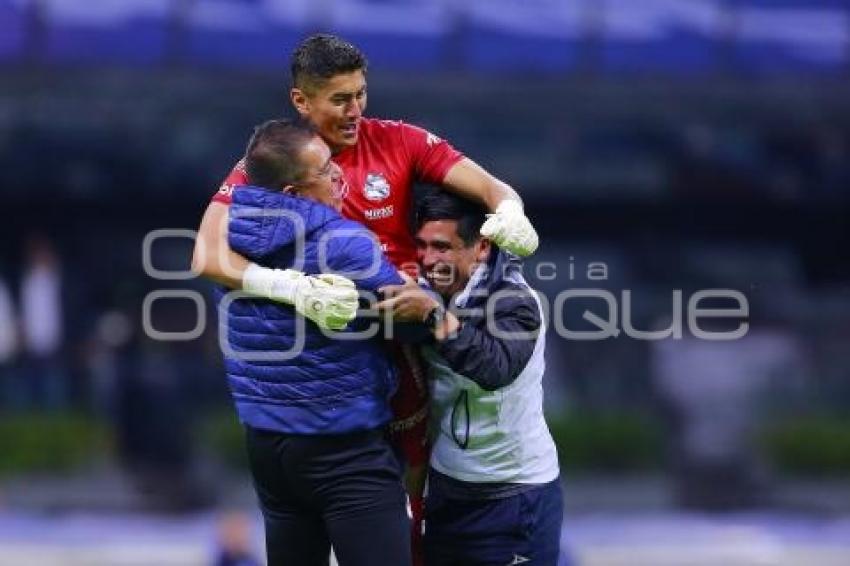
[213,117,464,272]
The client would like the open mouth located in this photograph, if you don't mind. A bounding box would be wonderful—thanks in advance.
[339,121,358,138]
[426,267,455,288]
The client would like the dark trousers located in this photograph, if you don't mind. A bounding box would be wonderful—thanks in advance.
[424,477,564,566]
[245,426,412,566]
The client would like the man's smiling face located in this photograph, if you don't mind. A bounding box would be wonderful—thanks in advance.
[416,220,490,299]
[291,70,367,154]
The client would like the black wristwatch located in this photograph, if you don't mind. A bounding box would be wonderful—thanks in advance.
[424,304,446,332]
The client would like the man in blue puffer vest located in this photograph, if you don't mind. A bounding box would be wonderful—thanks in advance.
[218,118,411,566]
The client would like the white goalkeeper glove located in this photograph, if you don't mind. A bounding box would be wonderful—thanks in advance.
[479,199,539,256]
[242,264,359,331]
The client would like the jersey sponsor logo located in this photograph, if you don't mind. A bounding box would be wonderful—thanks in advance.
[425,132,442,146]
[363,172,391,201]
[218,183,234,198]
[364,205,394,220]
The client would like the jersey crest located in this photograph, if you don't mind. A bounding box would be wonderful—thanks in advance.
[363,172,391,201]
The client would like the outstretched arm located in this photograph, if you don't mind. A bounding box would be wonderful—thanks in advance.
[442,157,521,212]
[442,158,539,256]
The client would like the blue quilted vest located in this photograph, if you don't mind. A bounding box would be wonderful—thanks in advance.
[217,185,403,435]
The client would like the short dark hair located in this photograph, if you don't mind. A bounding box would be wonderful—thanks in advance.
[244,119,317,190]
[416,189,487,247]
[291,33,367,93]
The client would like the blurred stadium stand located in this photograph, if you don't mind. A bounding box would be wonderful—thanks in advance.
[0,0,848,71]
[0,0,849,535]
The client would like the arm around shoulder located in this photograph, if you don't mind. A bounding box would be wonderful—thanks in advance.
[191,201,250,288]
[436,289,541,391]
[442,157,521,213]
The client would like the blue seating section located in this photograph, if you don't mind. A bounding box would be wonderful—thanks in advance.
[0,0,846,74]
[730,0,849,73]
[44,20,169,65]
[0,1,28,60]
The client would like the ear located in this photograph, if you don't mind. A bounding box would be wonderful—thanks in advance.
[475,238,491,263]
[290,87,310,117]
